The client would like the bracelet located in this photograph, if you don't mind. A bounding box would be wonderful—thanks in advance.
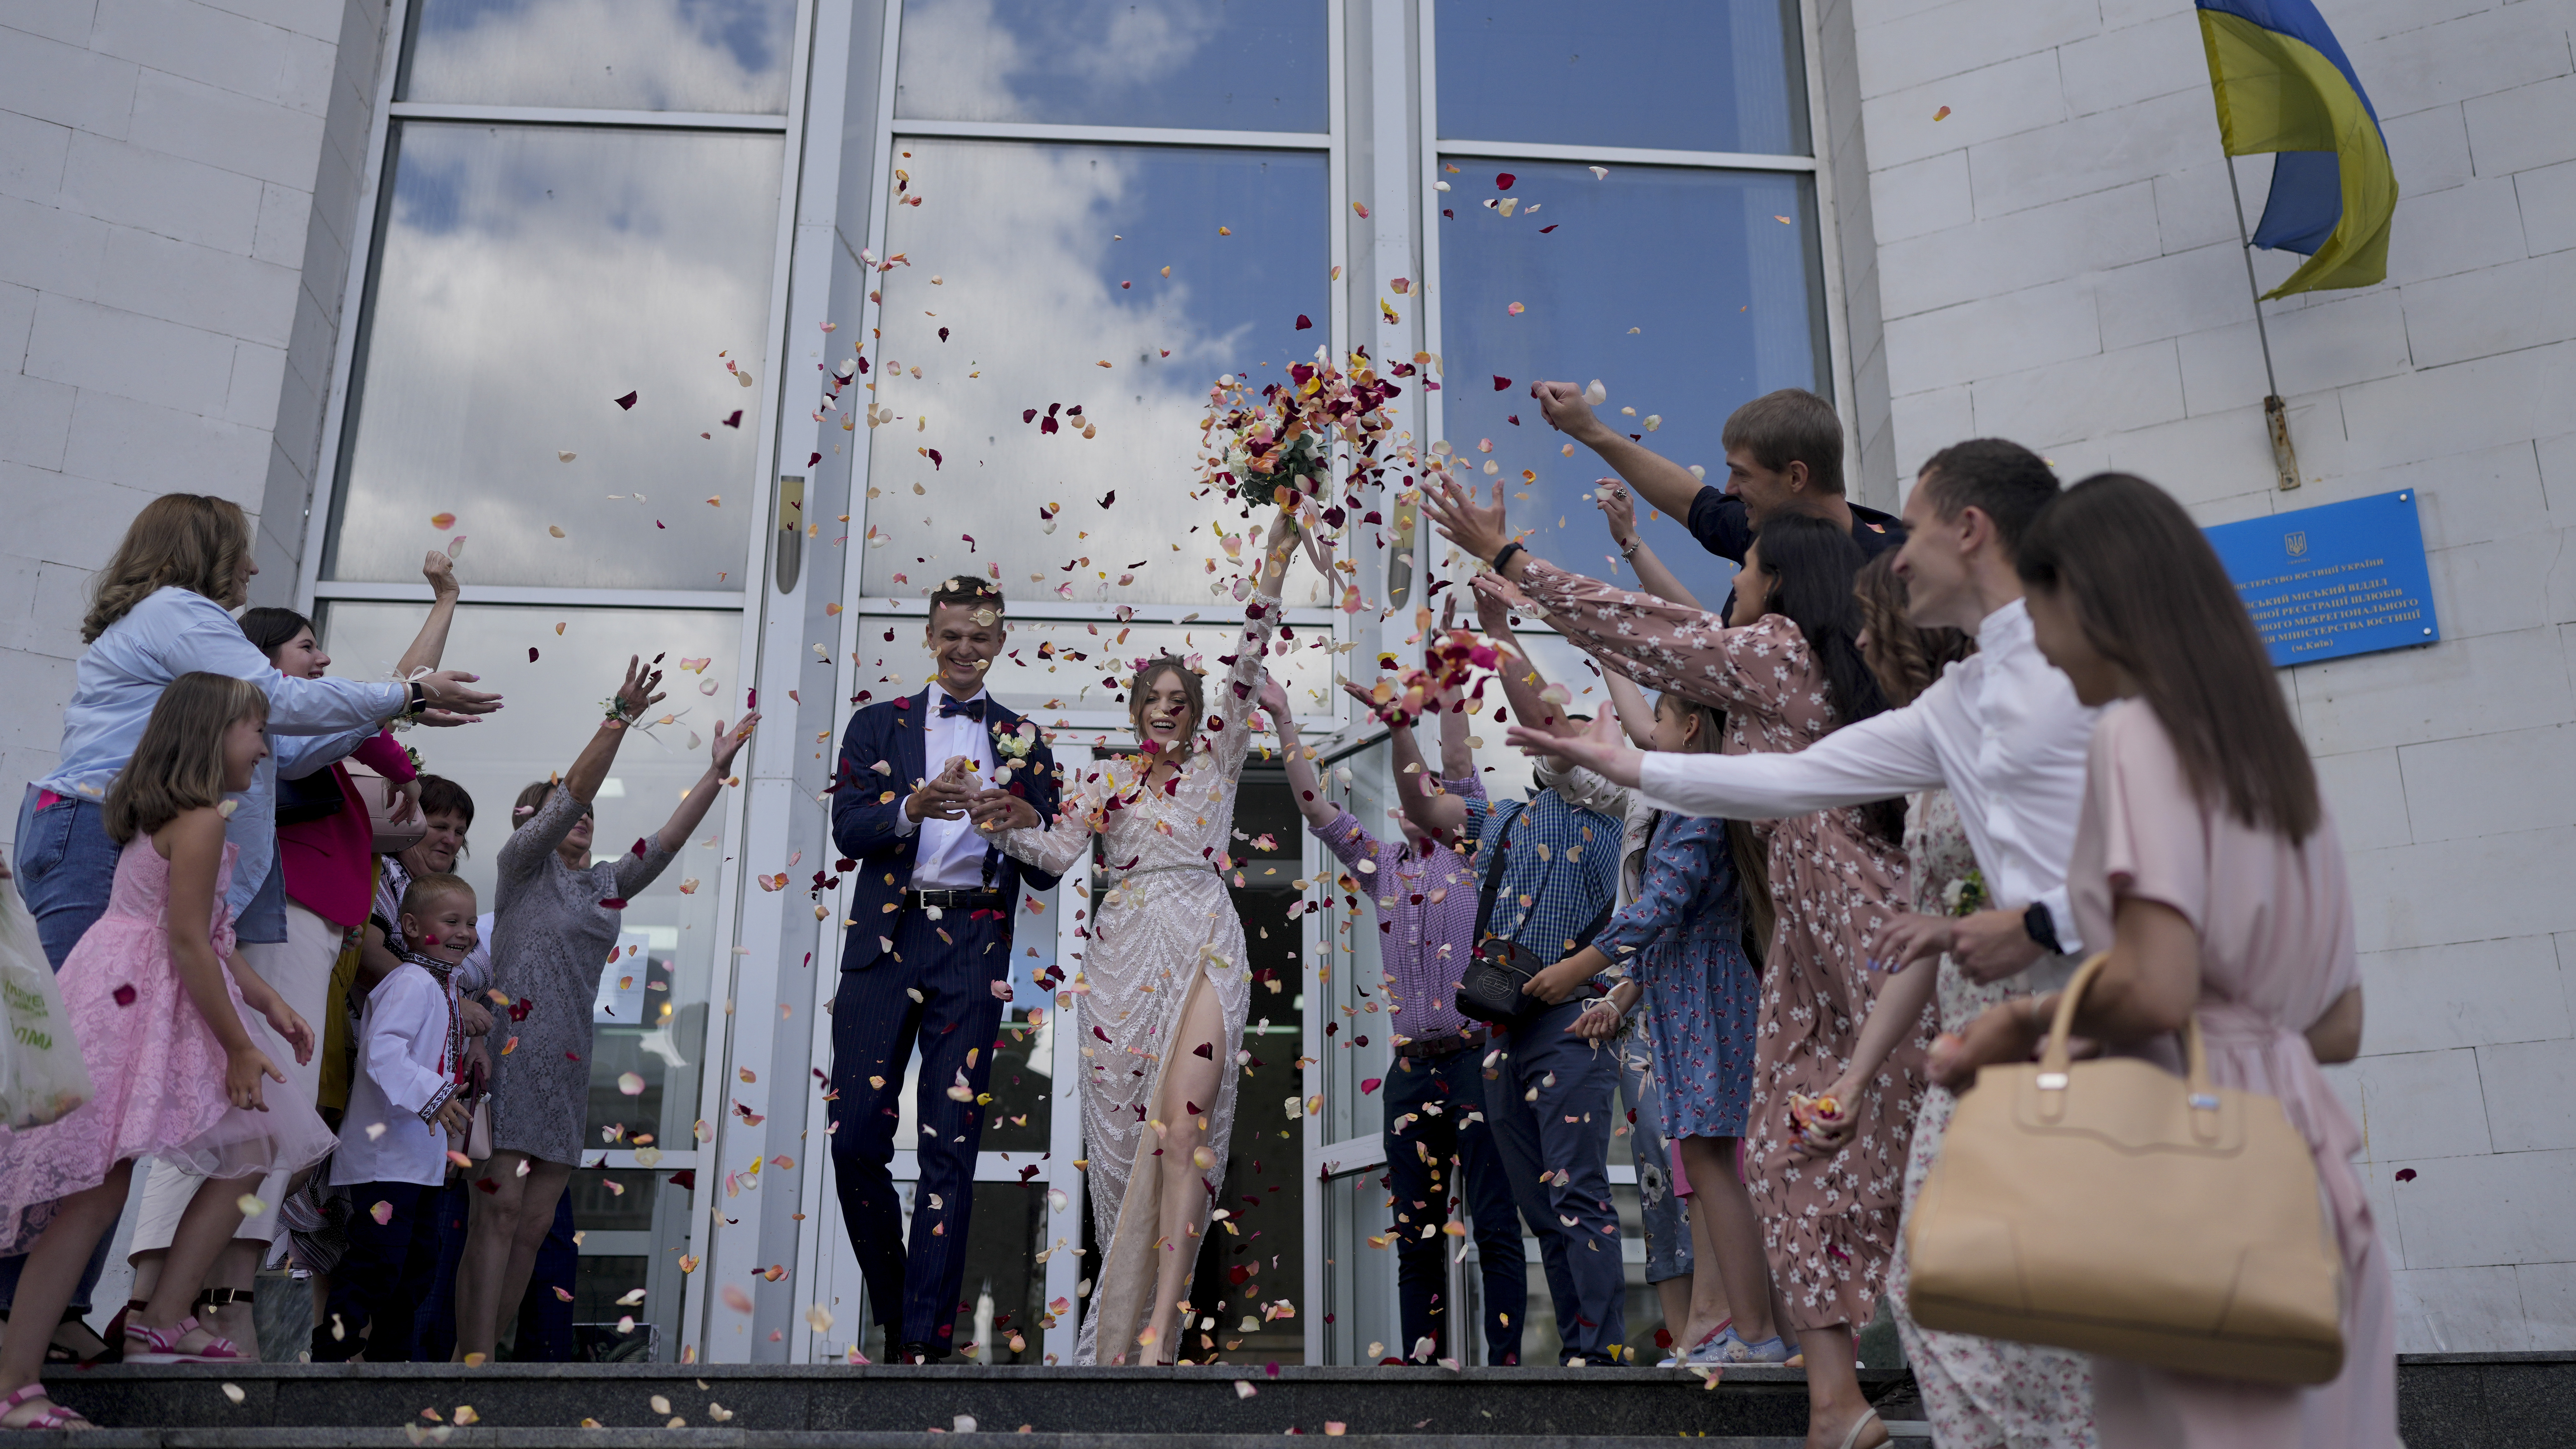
[602,695,636,724]
[1617,538,1640,559]
[1490,541,1525,572]
[405,681,428,717]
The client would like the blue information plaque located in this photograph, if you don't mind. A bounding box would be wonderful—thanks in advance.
[2205,490,2439,668]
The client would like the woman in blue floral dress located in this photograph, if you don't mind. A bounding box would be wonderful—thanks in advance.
[1555,689,1777,1364]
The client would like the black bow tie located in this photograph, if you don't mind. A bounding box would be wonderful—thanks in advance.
[937,696,987,721]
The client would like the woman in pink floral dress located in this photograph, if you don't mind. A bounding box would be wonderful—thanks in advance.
[1439,482,1924,1449]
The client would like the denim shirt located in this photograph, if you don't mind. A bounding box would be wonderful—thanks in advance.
[40,587,408,921]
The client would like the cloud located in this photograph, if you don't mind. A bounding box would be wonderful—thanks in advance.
[404,0,796,113]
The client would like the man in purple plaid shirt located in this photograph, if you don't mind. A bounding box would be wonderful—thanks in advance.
[1260,676,1525,1367]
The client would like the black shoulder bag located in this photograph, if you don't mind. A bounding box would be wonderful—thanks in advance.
[1453,803,1614,1027]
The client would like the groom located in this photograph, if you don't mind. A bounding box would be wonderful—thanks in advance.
[828,575,1059,1363]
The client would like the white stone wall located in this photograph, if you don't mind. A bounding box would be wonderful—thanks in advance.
[1844,0,2576,1351]
[0,0,383,851]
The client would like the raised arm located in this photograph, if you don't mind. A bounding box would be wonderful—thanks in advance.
[1593,480,1705,610]
[563,657,662,805]
[1263,675,1336,830]
[1210,521,1291,780]
[393,551,463,680]
[999,762,1111,879]
[1531,382,1712,527]
[1601,669,1658,748]
[167,593,494,731]
[1347,681,1467,837]
[1473,576,1580,736]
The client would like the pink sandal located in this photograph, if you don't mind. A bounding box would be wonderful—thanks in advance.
[0,1382,91,1431]
[121,1316,240,1365]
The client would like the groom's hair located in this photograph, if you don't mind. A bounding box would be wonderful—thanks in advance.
[929,575,1005,619]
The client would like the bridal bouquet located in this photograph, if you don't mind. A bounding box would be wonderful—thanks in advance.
[1198,346,1412,517]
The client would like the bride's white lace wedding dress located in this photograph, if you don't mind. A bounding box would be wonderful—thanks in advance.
[999,594,1279,1365]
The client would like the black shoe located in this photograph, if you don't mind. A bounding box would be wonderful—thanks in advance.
[897,1341,950,1365]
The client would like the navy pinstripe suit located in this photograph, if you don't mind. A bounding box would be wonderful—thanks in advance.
[827,689,1062,1351]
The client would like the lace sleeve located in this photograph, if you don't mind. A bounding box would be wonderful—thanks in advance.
[1206,594,1282,781]
[1001,759,1112,878]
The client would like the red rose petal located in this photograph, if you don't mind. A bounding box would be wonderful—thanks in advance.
[721,410,743,428]
[1492,376,1510,391]
[1495,172,1514,189]
[1295,315,1312,330]
[598,898,628,909]
[1539,224,1558,233]
[2395,1168,2418,1182]
[113,983,138,1007]
[615,391,638,410]
[528,647,539,662]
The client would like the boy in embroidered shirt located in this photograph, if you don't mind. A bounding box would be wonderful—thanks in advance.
[314,873,475,1362]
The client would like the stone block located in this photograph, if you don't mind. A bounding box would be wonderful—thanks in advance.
[2424,532,2555,640]
[1882,278,2100,390]
[0,367,75,471]
[2359,934,2569,1056]
[1879,182,2160,319]
[2387,175,2531,284]
[2388,1145,2576,1271]
[2543,432,2576,521]
[223,339,287,430]
[1856,49,2066,174]
[195,0,344,41]
[2329,0,2506,45]
[2099,399,2319,505]
[1884,383,1971,483]
[17,556,88,661]
[1866,150,1971,244]
[2340,341,2576,474]
[0,458,155,571]
[2348,824,2576,955]
[2392,1266,2534,1352]
[0,107,69,206]
[61,387,271,503]
[2333,438,2546,551]
[0,192,106,300]
[2480,1038,2576,1154]
[2153,157,2242,253]
[2313,747,2410,848]
[2384,102,2474,196]
[0,21,136,137]
[2094,241,2256,351]
[90,0,307,110]
[1855,0,2098,101]
[1969,338,2184,449]
[2516,156,2576,270]
[2519,1260,2576,1349]
[2298,620,2573,755]
[0,651,77,750]
[2351,1047,2493,1161]
[127,68,326,188]
[2403,251,2576,369]
[1966,87,2215,220]
[25,293,236,414]
[0,279,32,362]
[59,130,265,253]
[0,1,99,46]
[252,180,311,268]
[94,224,300,348]
[2354,7,2573,118]
[2466,73,2576,179]
[2056,5,2205,118]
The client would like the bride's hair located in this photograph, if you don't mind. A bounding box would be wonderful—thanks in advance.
[1127,656,1205,761]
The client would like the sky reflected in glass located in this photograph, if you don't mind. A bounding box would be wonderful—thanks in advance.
[1434,160,1819,605]
[402,0,798,112]
[1436,0,1807,156]
[895,0,1327,132]
[332,124,780,589]
[859,138,1333,608]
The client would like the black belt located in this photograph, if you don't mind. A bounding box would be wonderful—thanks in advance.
[903,888,1006,908]
[1395,1029,1487,1060]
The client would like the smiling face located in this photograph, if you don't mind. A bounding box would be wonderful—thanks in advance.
[1131,661,1201,755]
[220,712,268,794]
[401,888,479,962]
[268,626,331,680]
[1894,474,1978,631]
[410,809,469,875]
[1724,447,1803,526]
[925,601,1006,701]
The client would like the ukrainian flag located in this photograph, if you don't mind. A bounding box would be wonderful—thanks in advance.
[2196,0,2397,297]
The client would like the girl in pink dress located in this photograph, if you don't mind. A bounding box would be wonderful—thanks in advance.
[0,673,331,1429]
[1932,474,2396,1448]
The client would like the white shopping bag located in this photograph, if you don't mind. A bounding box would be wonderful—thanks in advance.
[0,879,93,1130]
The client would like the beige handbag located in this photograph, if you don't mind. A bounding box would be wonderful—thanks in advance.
[1905,954,2346,1385]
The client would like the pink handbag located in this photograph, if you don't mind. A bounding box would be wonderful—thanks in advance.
[339,761,426,855]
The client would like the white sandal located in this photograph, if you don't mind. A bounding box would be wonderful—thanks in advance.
[1833,1406,1885,1449]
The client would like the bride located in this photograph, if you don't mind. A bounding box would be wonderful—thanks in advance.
[996,509,1302,1366]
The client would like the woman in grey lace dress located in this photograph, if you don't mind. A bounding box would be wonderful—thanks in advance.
[998,512,1298,1366]
[451,656,757,1362]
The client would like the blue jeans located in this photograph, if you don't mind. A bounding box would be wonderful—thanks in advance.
[1483,998,1626,1364]
[0,788,126,1317]
[1618,1033,1692,1286]
[1383,1042,1524,1364]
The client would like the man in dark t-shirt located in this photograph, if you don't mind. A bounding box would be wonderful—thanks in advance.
[1528,382,1902,590]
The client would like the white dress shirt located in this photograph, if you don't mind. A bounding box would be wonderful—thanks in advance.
[332,960,460,1188]
[896,687,999,891]
[1636,597,2102,956]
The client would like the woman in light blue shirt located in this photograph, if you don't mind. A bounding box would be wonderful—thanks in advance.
[0,493,498,1364]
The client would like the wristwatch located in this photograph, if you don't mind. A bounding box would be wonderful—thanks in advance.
[405,680,429,717]
[2022,901,2064,955]
[1490,541,1526,572]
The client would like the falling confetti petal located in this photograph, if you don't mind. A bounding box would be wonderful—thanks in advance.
[1934,105,1952,121]
[556,451,576,463]
[236,1193,266,1217]
[721,1284,755,1314]
[371,1199,395,1225]
[430,512,456,530]
[1495,171,1515,189]
[548,525,566,538]
[1505,302,1524,316]
[614,391,638,409]
[222,1383,246,1405]
[1589,165,1609,179]
[2395,1168,2418,1182]
[618,1072,647,1096]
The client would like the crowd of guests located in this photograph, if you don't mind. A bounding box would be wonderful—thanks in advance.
[0,382,2400,1449]
[0,496,751,1430]
[1307,383,2391,1449]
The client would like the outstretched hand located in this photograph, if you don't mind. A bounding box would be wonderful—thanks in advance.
[1424,477,1512,565]
[609,656,665,727]
[1255,671,1290,722]
[1503,710,1642,789]
[708,712,761,774]
[1529,380,1608,444]
[1592,479,1638,546]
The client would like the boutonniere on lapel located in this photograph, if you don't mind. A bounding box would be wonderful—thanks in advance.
[991,720,1037,782]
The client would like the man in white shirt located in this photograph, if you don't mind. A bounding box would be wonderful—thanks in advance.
[1469,438,2099,987]
[826,577,1063,1362]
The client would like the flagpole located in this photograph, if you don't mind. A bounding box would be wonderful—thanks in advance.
[2224,156,2302,490]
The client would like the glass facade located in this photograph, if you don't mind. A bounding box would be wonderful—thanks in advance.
[307,0,1830,1366]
